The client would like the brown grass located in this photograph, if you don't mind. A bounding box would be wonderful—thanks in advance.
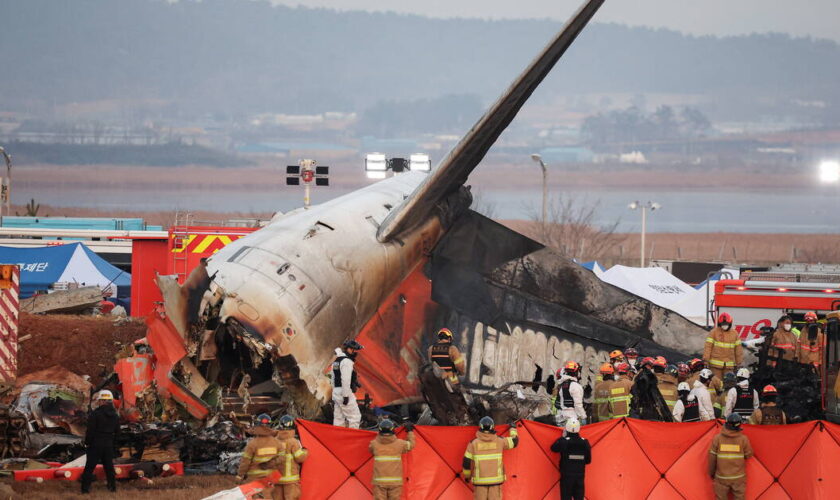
[4,474,238,500]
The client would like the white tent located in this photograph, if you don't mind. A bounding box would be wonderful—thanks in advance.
[600,265,695,310]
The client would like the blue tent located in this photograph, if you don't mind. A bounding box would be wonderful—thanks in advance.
[0,243,130,298]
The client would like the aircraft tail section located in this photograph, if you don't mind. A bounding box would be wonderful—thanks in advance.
[376,0,605,242]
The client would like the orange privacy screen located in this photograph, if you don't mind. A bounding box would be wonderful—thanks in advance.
[294,418,840,499]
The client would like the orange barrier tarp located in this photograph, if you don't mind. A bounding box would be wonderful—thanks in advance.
[294,418,840,499]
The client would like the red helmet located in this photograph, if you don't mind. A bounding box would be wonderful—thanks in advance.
[653,356,667,368]
[609,350,624,361]
[804,311,818,322]
[677,363,690,378]
[624,347,639,359]
[641,357,655,368]
[688,358,704,372]
[717,312,733,325]
[762,385,778,397]
[599,362,615,375]
[615,362,630,374]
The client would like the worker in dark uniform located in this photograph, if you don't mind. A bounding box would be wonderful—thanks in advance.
[81,390,120,494]
[428,328,467,392]
[551,418,591,500]
[749,385,787,425]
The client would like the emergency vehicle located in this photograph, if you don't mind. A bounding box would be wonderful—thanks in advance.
[714,270,840,422]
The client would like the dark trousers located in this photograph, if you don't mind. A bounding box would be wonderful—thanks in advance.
[80,443,116,493]
[560,474,585,500]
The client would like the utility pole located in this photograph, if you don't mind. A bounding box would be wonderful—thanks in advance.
[628,201,661,267]
[0,147,11,226]
[530,153,548,225]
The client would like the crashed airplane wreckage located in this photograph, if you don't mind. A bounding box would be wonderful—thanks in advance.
[113,0,707,425]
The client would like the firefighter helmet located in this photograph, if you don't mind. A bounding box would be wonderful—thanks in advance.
[623,347,639,359]
[599,362,615,375]
[688,358,705,372]
[718,312,733,325]
[699,369,713,382]
[256,413,272,426]
[762,385,778,397]
[653,356,667,368]
[564,361,581,375]
[736,368,750,379]
[641,357,655,368]
[378,419,396,435]
[437,328,454,341]
[725,412,743,430]
[805,311,818,322]
[565,419,581,434]
[666,364,678,377]
[723,372,736,384]
[97,390,114,401]
[676,363,690,378]
[478,416,496,434]
[278,415,296,430]
[615,362,630,374]
[677,382,691,392]
[609,350,624,361]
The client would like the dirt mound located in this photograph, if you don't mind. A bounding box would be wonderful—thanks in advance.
[17,313,147,384]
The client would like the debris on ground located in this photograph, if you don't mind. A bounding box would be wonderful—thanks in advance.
[20,287,104,315]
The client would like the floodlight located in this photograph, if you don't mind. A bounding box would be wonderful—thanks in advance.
[818,160,840,184]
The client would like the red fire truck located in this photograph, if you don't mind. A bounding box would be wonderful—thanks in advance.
[715,270,840,422]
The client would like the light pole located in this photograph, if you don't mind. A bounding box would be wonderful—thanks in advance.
[530,153,548,225]
[628,201,661,267]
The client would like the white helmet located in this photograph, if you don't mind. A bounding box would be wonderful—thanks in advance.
[565,418,581,434]
[677,382,691,392]
[699,369,713,381]
[736,368,750,379]
[97,390,114,401]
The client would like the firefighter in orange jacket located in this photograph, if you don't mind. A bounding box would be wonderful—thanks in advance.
[592,363,615,422]
[703,313,743,380]
[708,413,753,500]
[272,415,309,500]
[369,419,415,500]
[429,328,467,391]
[769,315,798,364]
[462,417,519,500]
[237,414,285,483]
[797,311,826,371]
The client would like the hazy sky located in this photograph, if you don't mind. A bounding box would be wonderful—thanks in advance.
[273,0,840,41]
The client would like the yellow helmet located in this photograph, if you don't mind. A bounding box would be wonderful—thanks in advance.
[437,328,453,341]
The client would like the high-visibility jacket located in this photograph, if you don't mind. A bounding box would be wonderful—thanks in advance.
[655,373,679,412]
[708,428,753,483]
[703,326,743,372]
[369,431,415,485]
[592,380,613,422]
[769,327,798,362]
[274,429,308,484]
[462,429,518,486]
[238,428,286,479]
[608,376,633,419]
[428,341,466,385]
[797,328,826,366]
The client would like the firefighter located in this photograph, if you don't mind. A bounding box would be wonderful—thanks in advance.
[551,419,591,500]
[691,369,716,421]
[688,359,724,417]
[428,328,467,391]
[609,350,624,370]
[708,413,753,500]
[273,415,309,500]
[81,390,119,494]
[369,419,415,500]
[332,340,364,429]
[703,312,743,380]
[237,414,285,483]
[749,385,787,425]
[554,361,586,427]
[769,315,798,364]
[623,347,639,379]
[797,311,826,371]
[672,382,701,422]
[655,362,679,414]
[593,363,615,422]
[609,362,634,419]
[676,362,691,383]
[724,368,759,419]
[461,416,519,500]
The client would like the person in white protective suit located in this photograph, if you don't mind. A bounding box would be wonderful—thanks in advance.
[331,339,364,429]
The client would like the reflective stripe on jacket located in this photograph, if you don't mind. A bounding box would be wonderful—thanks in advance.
[462,429,518,485]
[275,430,308,484]
[369,431,415,485]
[608,377,633,418]
[703,326,743,369]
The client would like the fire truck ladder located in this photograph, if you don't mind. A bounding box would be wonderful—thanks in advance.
[171,211,193,283]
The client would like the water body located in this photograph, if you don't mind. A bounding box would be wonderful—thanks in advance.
[15,184,840,234]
